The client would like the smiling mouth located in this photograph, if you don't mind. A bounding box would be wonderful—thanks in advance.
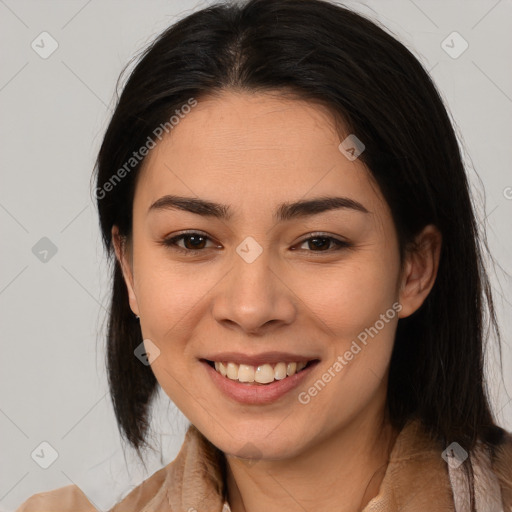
[203,359,319,385]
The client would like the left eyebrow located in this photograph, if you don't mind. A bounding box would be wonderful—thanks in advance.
[147,194,370,221]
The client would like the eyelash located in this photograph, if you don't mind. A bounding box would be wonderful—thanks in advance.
[159,231,352,256]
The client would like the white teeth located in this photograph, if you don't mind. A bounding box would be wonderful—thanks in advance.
[297,361,306,372]
[254,364,274,384]
[274,362,287,380]
[218,362,227,377]
[212,360,311,383]
[238,364,255,382]
[287,362,297,376]
[226,362,238,379]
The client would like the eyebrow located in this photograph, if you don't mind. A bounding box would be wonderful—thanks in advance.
[148,194,369,222]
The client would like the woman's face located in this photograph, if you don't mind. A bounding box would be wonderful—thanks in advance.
[115,91,419,460]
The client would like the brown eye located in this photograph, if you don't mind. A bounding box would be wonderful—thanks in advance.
[296,234,351,253]
[161,232,218,254]
[179,234,207,250]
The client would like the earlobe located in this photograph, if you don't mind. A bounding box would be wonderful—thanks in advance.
[398,224,442,319]
[111,225,140,317]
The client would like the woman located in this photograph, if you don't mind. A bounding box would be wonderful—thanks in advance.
[17,0,512,510]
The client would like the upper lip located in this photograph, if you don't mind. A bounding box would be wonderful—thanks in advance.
[201,351,319,366]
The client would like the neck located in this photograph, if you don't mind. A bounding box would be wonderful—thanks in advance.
[224,406,399,512]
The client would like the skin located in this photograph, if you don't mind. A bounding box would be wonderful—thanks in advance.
[112,90,442,512]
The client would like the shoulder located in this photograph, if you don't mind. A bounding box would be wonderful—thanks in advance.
[15,424,224,512]
[15,464,170,512]
[16,484,97,512]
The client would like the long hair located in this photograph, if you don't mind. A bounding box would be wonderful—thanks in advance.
[93,0,506,505]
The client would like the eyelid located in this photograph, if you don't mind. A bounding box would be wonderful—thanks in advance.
[296,231,348,244]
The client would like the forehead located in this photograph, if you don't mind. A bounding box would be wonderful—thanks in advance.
[134,91,388,221]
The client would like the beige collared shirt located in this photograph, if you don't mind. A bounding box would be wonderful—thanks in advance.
[17,418,512,511]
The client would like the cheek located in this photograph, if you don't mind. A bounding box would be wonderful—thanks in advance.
[295,254,401,338]
[134,259,206,411]
[295,260,400,433]
[134,251,210,330]
[130,259,208,391]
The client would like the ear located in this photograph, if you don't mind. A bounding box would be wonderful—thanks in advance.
[111,225,140,317]
[398,224,442,319]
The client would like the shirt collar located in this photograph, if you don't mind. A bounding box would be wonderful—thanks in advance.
[113,418,456,512]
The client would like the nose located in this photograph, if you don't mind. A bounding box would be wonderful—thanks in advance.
[211,247,297,336]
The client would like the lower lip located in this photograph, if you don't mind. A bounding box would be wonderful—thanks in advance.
[201,360,319,405]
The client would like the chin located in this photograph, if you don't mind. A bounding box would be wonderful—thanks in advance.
[209,424,311,461]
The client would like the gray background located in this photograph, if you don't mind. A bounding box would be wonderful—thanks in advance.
[1,0,511,510]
